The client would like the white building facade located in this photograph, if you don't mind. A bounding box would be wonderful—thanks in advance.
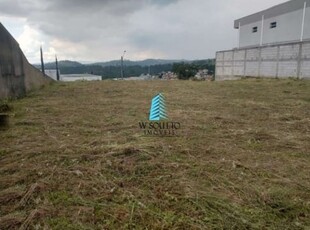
[215,0,310,80]
[235,0,310,48]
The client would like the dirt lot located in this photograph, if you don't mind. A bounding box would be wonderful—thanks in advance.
[0,79,309,229]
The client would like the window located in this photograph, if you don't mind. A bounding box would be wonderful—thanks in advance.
[252,26,258,33]
[270,22,277,29]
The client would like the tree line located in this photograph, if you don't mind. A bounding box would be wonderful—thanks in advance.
[172,59,215,80]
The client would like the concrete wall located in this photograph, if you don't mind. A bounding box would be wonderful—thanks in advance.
[0,23,53,99]
[239,5,310,48]
[215,40,310,80]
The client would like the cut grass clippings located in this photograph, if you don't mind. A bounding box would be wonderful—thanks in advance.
[0,79,309,229]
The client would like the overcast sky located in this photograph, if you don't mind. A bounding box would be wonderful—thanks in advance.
[0,0,286,63]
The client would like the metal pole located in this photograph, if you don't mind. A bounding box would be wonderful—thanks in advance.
[55,55,60,81]
[301,1,307,42]
[121,56,123,79]
[260,15,264,46]
[238,22,241,48]
[120,50,126,79]
[40,46,45,75]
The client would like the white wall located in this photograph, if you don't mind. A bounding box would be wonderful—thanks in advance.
[239,7,309,48]
[262,9,303,45]
[303,7,310,39]
[239,21,261,47]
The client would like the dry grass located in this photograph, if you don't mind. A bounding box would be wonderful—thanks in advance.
[0,79,310,229]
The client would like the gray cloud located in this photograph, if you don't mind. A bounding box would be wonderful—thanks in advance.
[0,0,38,17]
[0,0,287,62]
[149,0,180,6]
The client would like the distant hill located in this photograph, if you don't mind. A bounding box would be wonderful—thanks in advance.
[93,59,185,67]
[34,59,185,69]
[33,60,83,69]
[33,58,215,79]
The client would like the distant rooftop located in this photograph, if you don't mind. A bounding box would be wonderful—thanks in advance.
[60,74,102,82]
[61,74,101,78]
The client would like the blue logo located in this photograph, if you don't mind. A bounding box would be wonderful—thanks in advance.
[149,93,168,121]
[138,93,181,136]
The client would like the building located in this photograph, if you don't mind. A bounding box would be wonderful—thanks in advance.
[60,74,102,82]
[235,0,310,48]
[216,0,310,80]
